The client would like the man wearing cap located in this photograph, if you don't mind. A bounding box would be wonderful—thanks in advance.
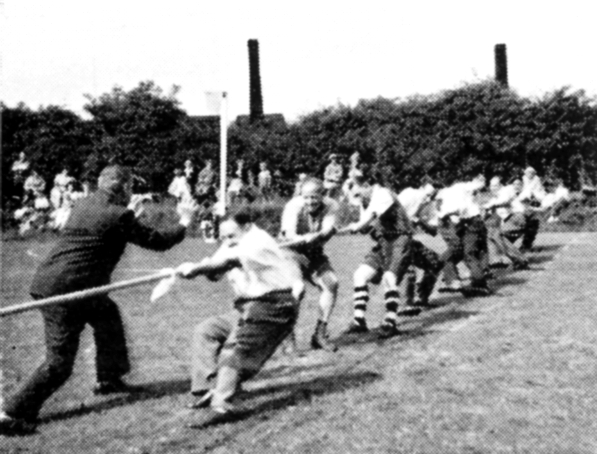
[280,177,340,351]
[0,165,196,436]
[323,154,344,199]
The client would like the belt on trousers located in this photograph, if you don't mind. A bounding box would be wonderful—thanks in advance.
[461,215,482,225]
[234,289,294,305]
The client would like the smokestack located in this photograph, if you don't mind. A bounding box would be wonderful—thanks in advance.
[494,44,508,87]
[248,39,264,122]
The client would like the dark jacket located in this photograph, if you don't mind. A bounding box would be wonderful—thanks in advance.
[31,189,186,297]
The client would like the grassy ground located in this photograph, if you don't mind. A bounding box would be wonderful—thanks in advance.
[2,232,597,453]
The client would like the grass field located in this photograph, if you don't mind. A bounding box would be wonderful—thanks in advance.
[2,232,597,453]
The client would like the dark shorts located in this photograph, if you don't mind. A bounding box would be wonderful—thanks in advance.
[363,234,413,279]
[501,213,526,236]
[289,249,334,284]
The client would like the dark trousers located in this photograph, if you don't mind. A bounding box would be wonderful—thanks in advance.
[440,217,489,286]
[4,296,129,421]
[503,212,540,251]
[411,239,443,303]
[486,214,528,266]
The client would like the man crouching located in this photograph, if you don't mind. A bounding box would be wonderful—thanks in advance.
[177,207,304,429]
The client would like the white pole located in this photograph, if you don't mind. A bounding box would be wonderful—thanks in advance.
[218,92,228,216]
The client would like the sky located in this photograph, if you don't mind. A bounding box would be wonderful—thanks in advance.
[1,0,596,123]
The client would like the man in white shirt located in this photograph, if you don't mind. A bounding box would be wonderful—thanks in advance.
[517,167,545,251]
[344,172,415,338]
[483,177,529,269]
[280,178,339,351]
[397,184,444,309]
[177,209,303,428]
[433,175,491,296]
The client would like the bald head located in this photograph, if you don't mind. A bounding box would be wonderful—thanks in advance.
[98,165,133,204]
[300,177,325,213]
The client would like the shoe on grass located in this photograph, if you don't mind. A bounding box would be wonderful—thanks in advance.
[93,378,141,395]
[512,261,530,271]
[378,319,400,339]
[397,305,422,317]
[310,320,338,352]
[344,317,369,334]
[186,390,213,409]
[0,411,37,436]
[186,408,246,429]
[438,280,463,293]
[459,285,493,297]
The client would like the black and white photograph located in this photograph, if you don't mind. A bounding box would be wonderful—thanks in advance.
[1,0,597,452]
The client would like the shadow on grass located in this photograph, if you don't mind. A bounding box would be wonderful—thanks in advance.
[179,370,382,451]
[333,243,564,349]
[39,378,191,424]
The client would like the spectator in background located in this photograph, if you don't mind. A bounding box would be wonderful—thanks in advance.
[258,162,273,200]
[168,169,192,203]
[184,159,196,188]
[195,159,217,204]
[227,168,244,206]
[323,154,344,199]
[12,151,31,187]
[50,168,76,210]
[349,151,360,172]
[294,173,308,197]
[23,170,46,204]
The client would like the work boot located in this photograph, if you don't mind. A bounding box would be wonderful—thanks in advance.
[93,378,142,395]
[345,317,368,334]
[310,320,338,352]
[378,318,400,339]
[0,412,37,436]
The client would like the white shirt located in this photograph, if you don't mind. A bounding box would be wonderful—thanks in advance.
[212,225,302,299]
[435,181,482,222]
[280,196,338,238]
[361,185,395,219]
[397,187,432,220]
[258,170,272,188]
[520,175,546,203]
[487,184,518,219]
[168,176,191,200]
[541,185,570,210]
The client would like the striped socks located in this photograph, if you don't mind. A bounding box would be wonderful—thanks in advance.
[384,289,400,323]
[353,285,369,320]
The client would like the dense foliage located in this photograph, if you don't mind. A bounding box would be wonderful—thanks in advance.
[2,80,597,209]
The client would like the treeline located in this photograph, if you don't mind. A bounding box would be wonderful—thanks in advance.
[2,80,597,209]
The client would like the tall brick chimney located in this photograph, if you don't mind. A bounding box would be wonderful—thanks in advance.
[494,44,508,87]
[248,39,264,122]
